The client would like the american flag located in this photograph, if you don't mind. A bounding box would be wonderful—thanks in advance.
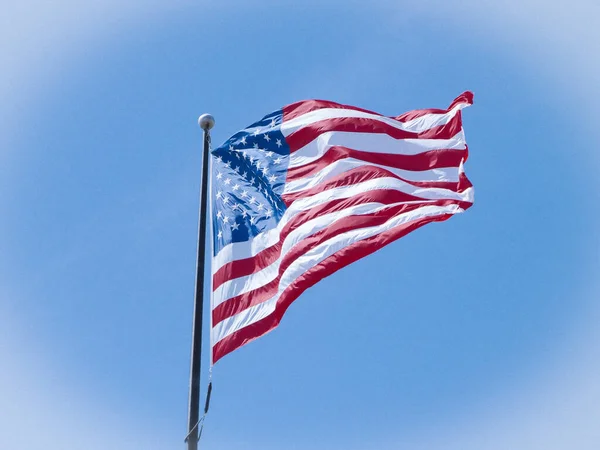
[210,92,474,363]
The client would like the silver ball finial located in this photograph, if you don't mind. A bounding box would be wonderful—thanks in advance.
[198,114,215,131]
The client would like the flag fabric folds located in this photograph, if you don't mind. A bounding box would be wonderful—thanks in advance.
[209,92,474,363]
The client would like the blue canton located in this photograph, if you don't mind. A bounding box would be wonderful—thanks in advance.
[211,110,290,255]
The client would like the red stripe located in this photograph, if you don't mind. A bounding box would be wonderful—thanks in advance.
[285,113,463,153]
[281,188,427,239]
[395,91,474,122]
[212,211,459,363]
[213,189,428,289]
[277,200,468,279]
[282,165,470,206]
[282,92,474,125]
[212,198,471,326]
[283,100,383,123]
[458,171,473,192]
[212,243,280,291]
[213,277,280,328]
[287,146,467,180]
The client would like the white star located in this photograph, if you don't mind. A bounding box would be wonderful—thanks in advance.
[266,151,273,158]
[222,197,229,205]
[216,155,223,162]
[217,230,223,239]
[249,177,255,184]
[240,136,247,145]
[276,139,282,147]
[225,160,231,168]
[253,129,260,136]
[241,171,247,178]
[261,167,269,176]
[216,191,223,199]
[241,209,248,218]
[253,143,259,149]
[250,216,257,225]
[231,221,239,231]
[234,166,240,173]
[224,178,231,185]
[249,196,256,204]
[257,203,264,211]
[216,172,223,180]
[265,209,272,218]
[216,211,223,219]
[274,157,282,164]
[233,184,240,191]
[242,150,248,159]
[255,161,262,169]
[229,144,234,151]
[268,175,277,184]
[270,119,276,128]
[232,203,241,211]
[222,216,230,224]
[240,190,248,198]
[264,134,271,142]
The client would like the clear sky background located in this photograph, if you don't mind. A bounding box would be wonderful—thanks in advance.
[2,1,600,449]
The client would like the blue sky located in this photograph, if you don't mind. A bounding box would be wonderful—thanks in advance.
[2,1,600,449]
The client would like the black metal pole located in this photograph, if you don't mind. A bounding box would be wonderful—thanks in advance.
[186,114,214,450]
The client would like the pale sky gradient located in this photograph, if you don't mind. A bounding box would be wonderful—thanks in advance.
[2,1,599,449]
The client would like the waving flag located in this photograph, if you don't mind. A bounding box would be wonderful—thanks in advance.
[210,92,474,363]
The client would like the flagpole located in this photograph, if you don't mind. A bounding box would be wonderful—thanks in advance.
[186,113,215,450]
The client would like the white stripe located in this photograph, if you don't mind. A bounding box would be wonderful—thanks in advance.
[279,200,420,257]
[214,199,428,305]
[212,259,280,307]
[279,203,463,291]
[281,102,468,137]
[212,228,279,274]
[213,176,473,273]
[401,102,469,131]
[288,130,467,169]
[212,294,278,344]
[280,176,458,220]
[284,175,474,209]
[211,203,464,343]
[283,158,459,195]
